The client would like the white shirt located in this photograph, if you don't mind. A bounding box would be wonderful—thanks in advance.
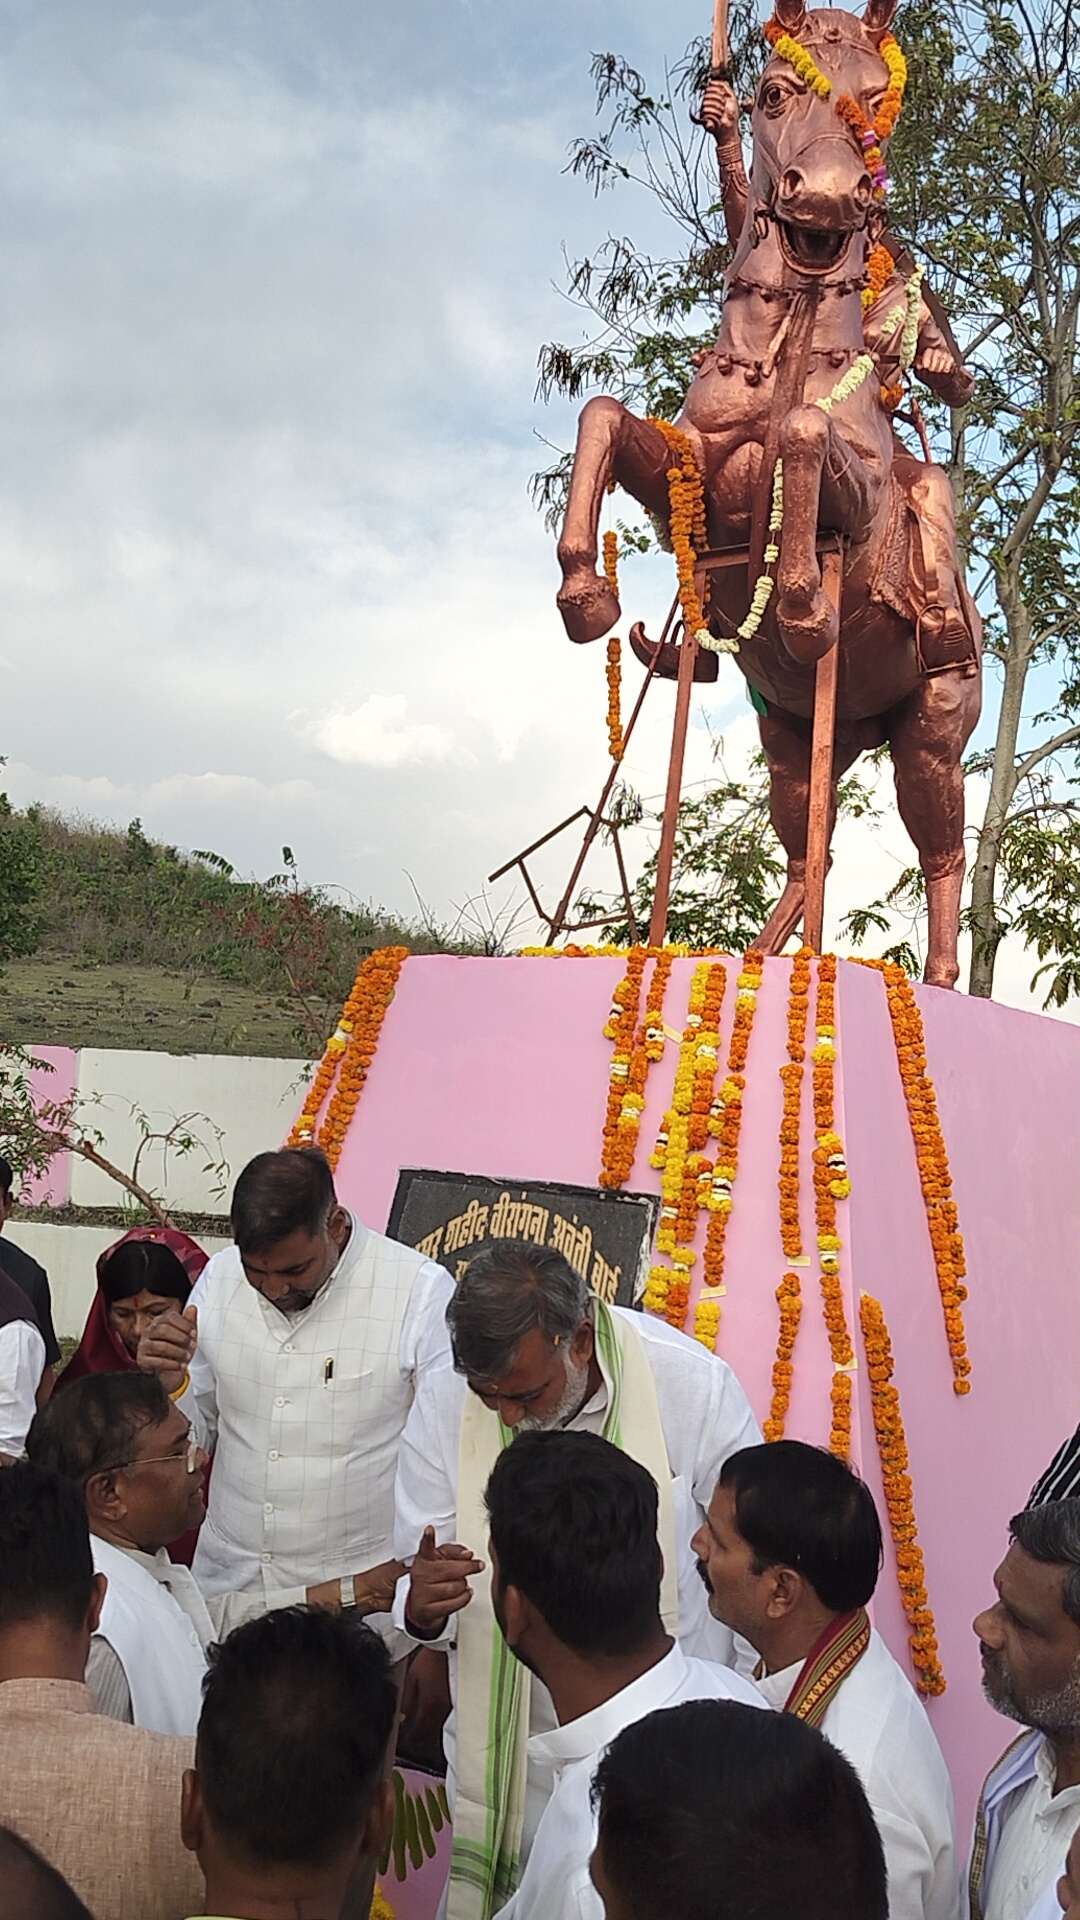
[500,1641,769,1920]
[392,1304,762,1849]
[87,1539,304,1732]
[756,1628,959,1920]
[181,1213,454,1641]
[983,1738,1080,1920]
[0,1319,45,1455]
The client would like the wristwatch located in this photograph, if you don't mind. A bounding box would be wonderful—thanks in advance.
[339,1575,357,1610]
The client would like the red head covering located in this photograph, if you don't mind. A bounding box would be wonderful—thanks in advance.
[57,1226,209,1389]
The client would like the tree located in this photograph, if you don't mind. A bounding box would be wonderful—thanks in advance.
[0,786,43,966]
[535,0,1080,1003]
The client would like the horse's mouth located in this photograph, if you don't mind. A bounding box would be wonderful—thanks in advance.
[776,221,850,273]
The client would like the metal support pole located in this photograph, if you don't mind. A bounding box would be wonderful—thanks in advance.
[802,546,844,953]
[648,624,700,948]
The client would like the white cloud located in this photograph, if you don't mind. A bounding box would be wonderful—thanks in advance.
[311,695,455,770]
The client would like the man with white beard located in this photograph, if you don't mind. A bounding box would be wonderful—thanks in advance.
[391,1240,760,1920]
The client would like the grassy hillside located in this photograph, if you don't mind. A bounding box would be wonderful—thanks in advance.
[0,805,472,1056]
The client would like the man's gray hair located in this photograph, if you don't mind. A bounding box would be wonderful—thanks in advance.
[446,1241,591,1383]
[1010,1498,1080,1626]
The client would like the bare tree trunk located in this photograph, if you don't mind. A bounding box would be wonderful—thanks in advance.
[967,563,1034,997]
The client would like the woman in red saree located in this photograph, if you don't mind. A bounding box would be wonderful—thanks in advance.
[58,1226,209,1562]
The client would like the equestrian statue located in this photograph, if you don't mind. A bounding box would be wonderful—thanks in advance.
[554,0,981,987]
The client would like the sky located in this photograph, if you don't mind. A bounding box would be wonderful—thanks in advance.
[0,0,1070,1019]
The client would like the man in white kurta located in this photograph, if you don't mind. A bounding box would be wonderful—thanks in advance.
[486,1429,767,1920]
[392,1243,760,1863]
[28,1368,406,1733]
[138,1149,453,1651]
[968,1490,1080,1920]
[693,1440,958,1920]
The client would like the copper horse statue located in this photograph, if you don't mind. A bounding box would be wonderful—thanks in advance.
[555,0,981,987]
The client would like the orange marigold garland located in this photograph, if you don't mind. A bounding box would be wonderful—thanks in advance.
[778,947,812,1260]
[860,1291,946,1697]
[290,946,409,1169]
[862,241,894,310]
[648,419,710,646]
[810,954,856,1455]
[699,952,764,1319]
[600,947,675,1190]
[763,1271,802,1441]
[602,531,624,762]
[867,961,971,1393]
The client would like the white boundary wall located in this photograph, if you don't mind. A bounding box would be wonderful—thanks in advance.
[3,1223,231,1338]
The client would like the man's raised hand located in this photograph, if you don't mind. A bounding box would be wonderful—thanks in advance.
[699,76,741,138]
[406,1525,484,1636]
[137,1302,197,1396]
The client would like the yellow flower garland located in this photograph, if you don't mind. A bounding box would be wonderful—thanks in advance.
[698,952,764,1329]
[764,19,907,204]
[778,947,812,1259]
[811,955,855,1457]
[860,1291,947,1696]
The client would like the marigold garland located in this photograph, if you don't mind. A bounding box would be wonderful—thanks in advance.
[601,532,625,760]
[289,947,409,1169]
[862,960,971,1393]
[648,419,710,647]
[809,954,856,1455]
[699,952,764,1317]
[600,947,675,1190]
[763,1271,802,1441]
[860,1291,947,1696]
[862,241,894,310]
[647,961,729,1345]
[778,947,812,1259]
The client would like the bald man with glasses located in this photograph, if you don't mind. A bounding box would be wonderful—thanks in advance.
[27,1372,401,1735]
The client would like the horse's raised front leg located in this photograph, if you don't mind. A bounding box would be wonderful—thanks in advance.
[887,668,982,988]
[774,405,880,667]
[756,704,863,953]
[557,399,673,645]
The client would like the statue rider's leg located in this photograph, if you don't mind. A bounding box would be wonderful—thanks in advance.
[904,458,975,664]
[774,406,880,667]
[755,703,865,954]
[887,668,982,989]
[557,399,673,646]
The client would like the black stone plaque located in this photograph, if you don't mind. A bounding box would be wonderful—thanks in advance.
[386,1169,659,1308]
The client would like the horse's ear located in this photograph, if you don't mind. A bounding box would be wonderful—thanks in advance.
[770,0,808,35]
[862,0,900,37]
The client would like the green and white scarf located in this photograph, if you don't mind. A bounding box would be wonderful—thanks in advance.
[447,1299,678,1920]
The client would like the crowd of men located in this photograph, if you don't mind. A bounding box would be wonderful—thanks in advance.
[0,1144,1077,1920]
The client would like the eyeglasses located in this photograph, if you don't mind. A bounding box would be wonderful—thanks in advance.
[114,1432,201,1475]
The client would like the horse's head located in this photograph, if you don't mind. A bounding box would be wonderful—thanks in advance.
[750,0,900,274]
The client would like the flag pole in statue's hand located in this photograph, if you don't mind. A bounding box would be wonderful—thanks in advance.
[711,0,731,78]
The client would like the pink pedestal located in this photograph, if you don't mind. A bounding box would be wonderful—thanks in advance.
[316,954,1079,1835]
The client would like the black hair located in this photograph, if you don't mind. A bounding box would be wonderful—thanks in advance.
[719,1440,882,1611]
[447,1241,590,1383]
[1011,1500,1080,1626]
[230,1149,337,1254]
[0,1157,13,1197]
[196,1606,396,1869]
[27,1372,173,1486]
[0,1463,95,1634]
[98,1239,192,1308]
[592,1699,888,1920]
[484,1429,661,1658]
[0,1826,95,1920]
